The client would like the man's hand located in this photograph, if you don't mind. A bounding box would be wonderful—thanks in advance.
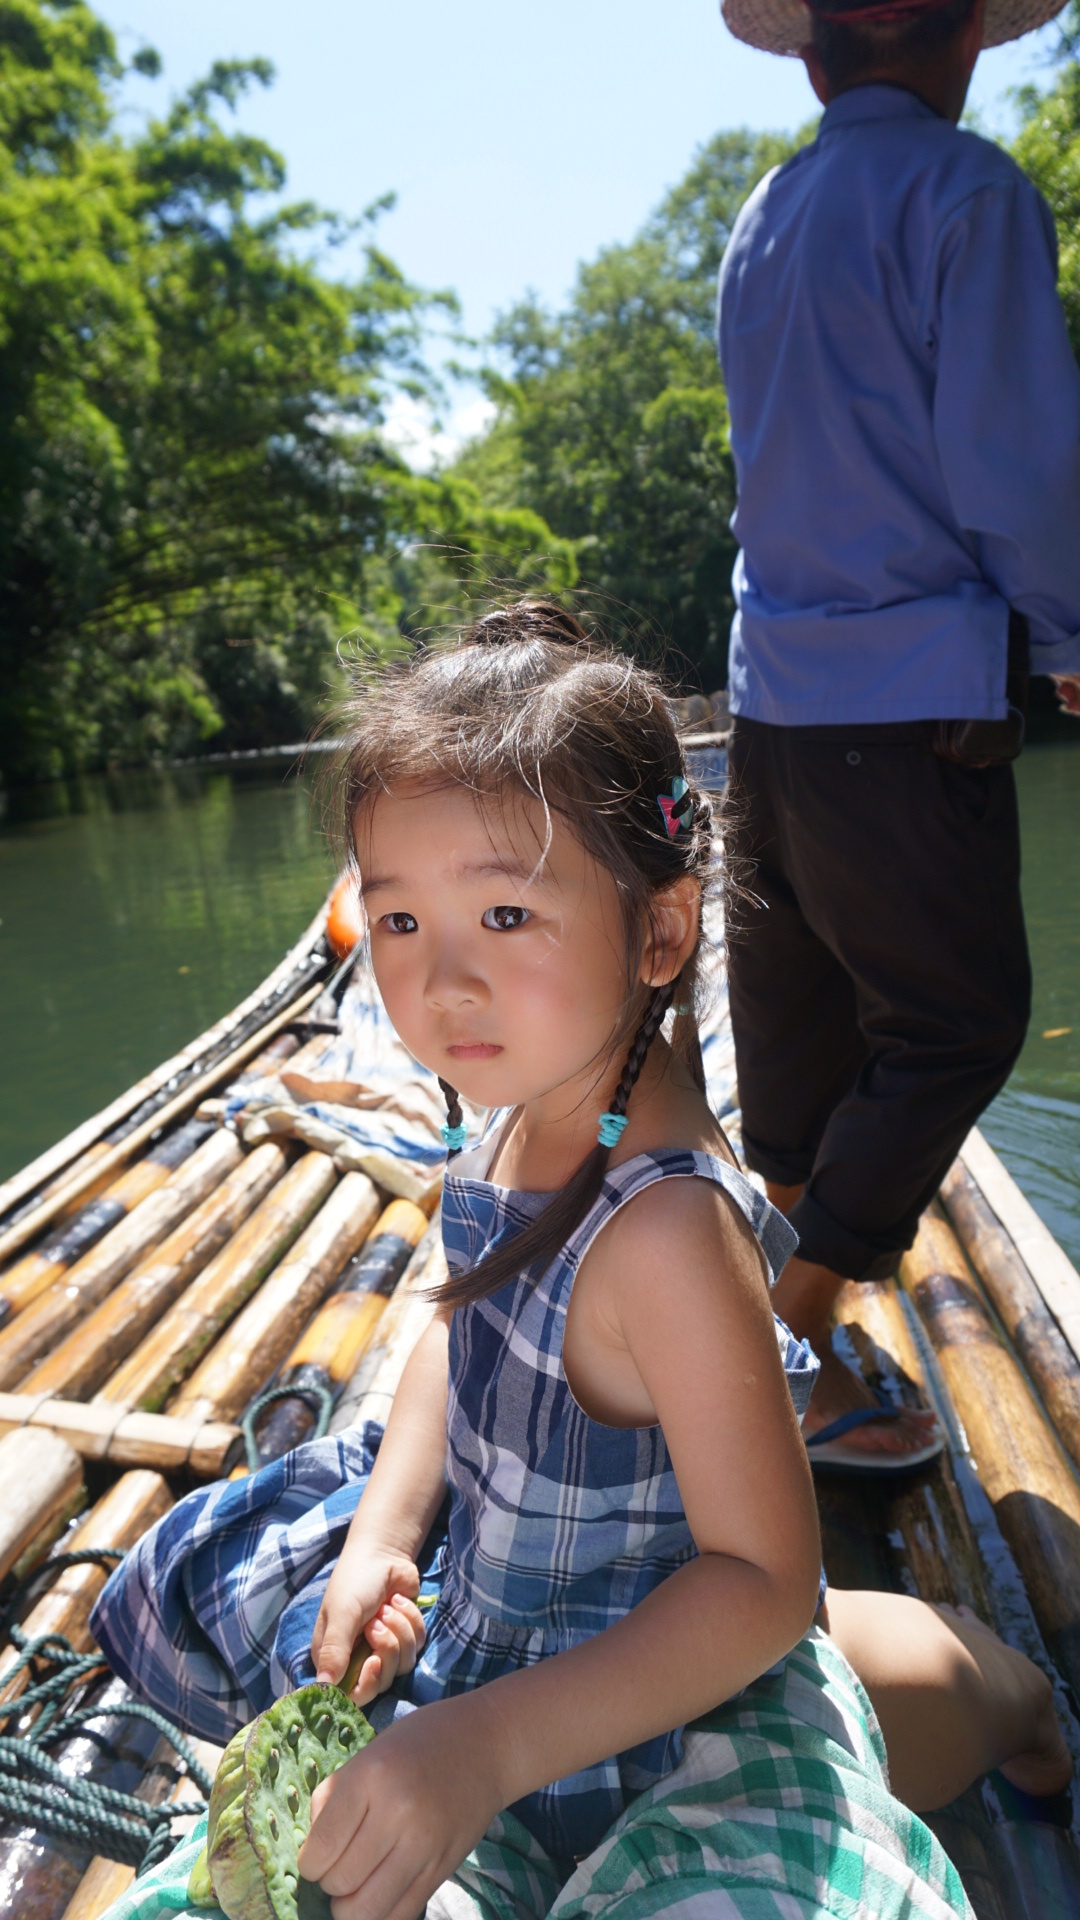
[1051,675,1080,716]
[299,1695,503,1920]
[312,1539,427,1707]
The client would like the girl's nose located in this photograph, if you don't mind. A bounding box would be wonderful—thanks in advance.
[423,951,488,1012]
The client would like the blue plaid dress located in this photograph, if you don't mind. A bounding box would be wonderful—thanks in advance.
[92,1140,817,1870]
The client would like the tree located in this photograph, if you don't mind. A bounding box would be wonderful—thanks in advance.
[0,1,573,785]
[454,128,808,688]
[1012,10,1080,357]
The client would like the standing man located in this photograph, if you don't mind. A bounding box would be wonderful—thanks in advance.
[717,0,1080,1460]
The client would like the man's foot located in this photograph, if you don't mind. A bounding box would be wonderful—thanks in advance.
[802,1345,940,1457]
[932,1605,1073,1798]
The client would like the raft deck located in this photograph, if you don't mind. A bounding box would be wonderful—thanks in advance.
[2,871,1080,1920]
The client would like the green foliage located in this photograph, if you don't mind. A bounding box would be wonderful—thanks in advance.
[1012,55,1080,357]
[0,0,571,785]
[455,127,809,687]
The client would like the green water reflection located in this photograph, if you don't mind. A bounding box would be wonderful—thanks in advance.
[983,740,1080,1265]
[0,763,334,1181]
[1,746,1078,1268]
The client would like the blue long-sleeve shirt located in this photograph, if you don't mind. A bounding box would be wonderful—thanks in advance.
[717,84,1080,725]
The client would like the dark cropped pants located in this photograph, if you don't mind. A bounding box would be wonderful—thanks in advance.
[725,717,1032,1280]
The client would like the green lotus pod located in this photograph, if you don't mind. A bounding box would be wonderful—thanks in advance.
[187,1685,374,1920]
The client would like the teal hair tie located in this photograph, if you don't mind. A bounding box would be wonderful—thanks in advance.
[441,1122,468,1151]
[597,1112,628,1149]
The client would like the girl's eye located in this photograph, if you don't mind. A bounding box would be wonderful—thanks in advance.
[382,912,418,935]
[482,904,530,932]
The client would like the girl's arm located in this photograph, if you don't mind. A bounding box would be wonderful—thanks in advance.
[311,1313,450,1698]
[302,1181,821,1920]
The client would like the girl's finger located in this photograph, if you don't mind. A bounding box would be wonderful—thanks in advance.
[363,1617,401,1692]
[324,1833,426,1916]
[376,1604,420,1672]
[348,1651,383,1706]
[390,1595,428,1650]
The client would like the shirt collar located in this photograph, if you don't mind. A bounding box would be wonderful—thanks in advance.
[820,82,944,134]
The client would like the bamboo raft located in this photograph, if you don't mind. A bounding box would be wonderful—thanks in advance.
[4,880,1080,1920]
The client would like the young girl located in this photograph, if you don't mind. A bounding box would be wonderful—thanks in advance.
[95,603,1067,1920]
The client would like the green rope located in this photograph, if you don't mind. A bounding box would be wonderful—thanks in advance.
[241,1379,335,1471]
[0,1548,212,1876]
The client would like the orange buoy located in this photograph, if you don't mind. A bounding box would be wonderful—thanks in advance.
[326,874,364,958]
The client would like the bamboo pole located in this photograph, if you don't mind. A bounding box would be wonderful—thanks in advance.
[941,1159,1080,1475]
[167,1170,383,1425]
[96,1152,339,1412]
[899,1206,1080,1705]
[960,1128,1080,1368]
[58,1738,221,1920]
[0,1119,215,1325]
[0,1674,169,1920]
[0,1470,171,1703]
[830,1278,993,1617]
[0,1393,239,1476]
[0,899,327,1228]
[22,1141,291,1404]
[248,1197,432,1464]
[0,1428,85,1582]
[0,1129,244,1392]
[334,1236,446,1435]
[0,980,324,1269]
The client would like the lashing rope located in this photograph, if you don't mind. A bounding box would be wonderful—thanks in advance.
[0,1549,212,1875]
[241,1380,335,1471]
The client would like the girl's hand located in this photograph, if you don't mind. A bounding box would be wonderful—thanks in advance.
[299,1696,503,1920]
[312,1539,427,1707]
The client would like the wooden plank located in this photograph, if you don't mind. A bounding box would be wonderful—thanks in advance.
[941,1159,1080,1476]
[0,901,327,1226]
[0,981,324,1269]
[960,1128,1080,1368]
[899,1205,1080,1708]
[22,1142,291,1403]
[96,1153,338,1411]
[167,1170,382,1424]
[0,1129,243,1391]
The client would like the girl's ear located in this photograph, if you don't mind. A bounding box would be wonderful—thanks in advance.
[642,876,700,988]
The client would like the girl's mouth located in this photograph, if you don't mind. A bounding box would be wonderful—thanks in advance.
[446,1042,503,1061]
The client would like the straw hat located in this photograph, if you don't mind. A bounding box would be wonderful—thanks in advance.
[721,0,1067,56]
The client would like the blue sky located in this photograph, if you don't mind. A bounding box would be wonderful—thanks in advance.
[100,1,1063,454]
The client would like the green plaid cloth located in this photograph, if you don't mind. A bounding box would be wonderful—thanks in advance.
[100,1630,972,1920]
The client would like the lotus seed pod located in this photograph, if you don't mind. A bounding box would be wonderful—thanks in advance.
[205,1684,374,1920]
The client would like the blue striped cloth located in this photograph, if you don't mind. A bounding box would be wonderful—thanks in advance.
[92,1144,818,1873]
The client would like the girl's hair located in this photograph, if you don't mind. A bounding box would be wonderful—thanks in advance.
[338,600,717,1308]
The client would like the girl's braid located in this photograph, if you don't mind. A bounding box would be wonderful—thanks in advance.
[607,981,677,1123]
[439,1076,465,1148]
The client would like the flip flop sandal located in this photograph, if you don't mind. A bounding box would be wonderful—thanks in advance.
[804,1384,944,1474]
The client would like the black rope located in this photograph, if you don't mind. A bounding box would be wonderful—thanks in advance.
[0,1549,212,1875]
[241,1379,335,1471]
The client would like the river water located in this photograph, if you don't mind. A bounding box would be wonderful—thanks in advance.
[2,743,1078,1262]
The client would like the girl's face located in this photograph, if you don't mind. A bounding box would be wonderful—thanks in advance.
[356,782,644,1117]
